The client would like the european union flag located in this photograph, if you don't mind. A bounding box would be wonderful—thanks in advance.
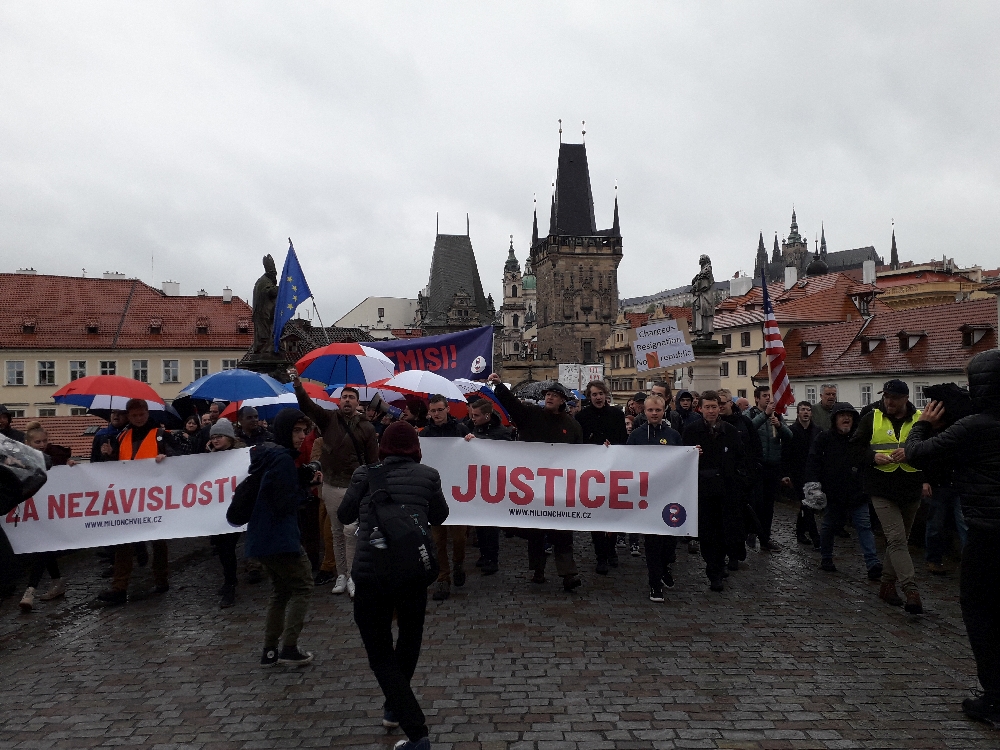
[273,239,314,353]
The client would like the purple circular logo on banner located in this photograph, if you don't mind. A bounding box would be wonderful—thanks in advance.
[662,502,687,528]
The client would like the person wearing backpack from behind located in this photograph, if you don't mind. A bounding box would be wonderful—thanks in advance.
[338,421,449,750]
[244,408,323,668]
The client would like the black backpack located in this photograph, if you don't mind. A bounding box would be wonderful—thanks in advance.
[226,470,262,527]
[365,463,439,586]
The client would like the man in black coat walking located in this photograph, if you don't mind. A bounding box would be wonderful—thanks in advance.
[905,350,1000,726]
[784,401,822,548]
[463,399,512,575]
[576,380,629,574]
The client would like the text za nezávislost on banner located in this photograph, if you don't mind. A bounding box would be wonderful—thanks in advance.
[420,438,699,536]
[368,326,493,380]
[3,450,250,554]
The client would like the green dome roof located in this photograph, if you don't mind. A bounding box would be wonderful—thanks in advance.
[522,274,536,290]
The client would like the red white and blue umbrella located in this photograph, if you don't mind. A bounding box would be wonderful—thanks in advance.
[453,378,511,426]
[373,370,467,403]
[295,343,395,388]
[221,383,337,422]
[53,375,167,412]
[178,369,288,402]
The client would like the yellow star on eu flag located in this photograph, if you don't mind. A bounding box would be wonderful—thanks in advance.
[291,285,297,292]
[287,276,293,282]
[287,303,294,309]
[292,295,298,302]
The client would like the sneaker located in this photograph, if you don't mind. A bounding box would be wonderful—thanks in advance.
[453,566,466,587]
[481,560,499,576]
[562,574,582,592]
[904,590,924,615]
[382,709,400,729]
[649,586,664,603]
[661,569,674,589]
[313,570,335,585]
[709,577,725,592]
[246,568,264,584]
[630,543,641,557]
[39,579,65,601]
[331,574,348,595]
[759,540,782,553]
[219,584,236,609]
[616,534,627,548]
[277,645,314,666]
[347,577,356,599]
[688,539,700,554]
[393,737,431,750]
[260,647,279,667]
[867,563,884,581]
[820,559,837,573]
[595,561,610,575]
[962,692,1000,726]
[97,589,127,605]
[531,570,546,584]
[19,587,34,612]
[927,561,947,576]
[879,581,904,607]
[432,581,450,601]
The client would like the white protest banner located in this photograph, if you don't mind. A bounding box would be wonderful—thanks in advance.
[631,318,695,373]
[2,449,250,554]
[419,438,699,536]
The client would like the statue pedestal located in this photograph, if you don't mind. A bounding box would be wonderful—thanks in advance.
[239,352,293,382]
[689,338,726,394]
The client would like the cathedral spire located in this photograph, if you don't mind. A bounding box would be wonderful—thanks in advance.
[548,187,557,235]
[531,195,539,247]
[611,186,620,237]
[772,233,781,264]
[787,206,802,243]
[504,235,519,275]
[754,231,768,279]
[890,227,900,270]
[820,222,827,256]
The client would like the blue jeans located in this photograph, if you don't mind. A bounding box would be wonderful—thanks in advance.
[820,502,880,570]
[924,486,967,564]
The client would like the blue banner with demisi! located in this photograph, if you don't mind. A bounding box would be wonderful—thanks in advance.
[367,326,493,381]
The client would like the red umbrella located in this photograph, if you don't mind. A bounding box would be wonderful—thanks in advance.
[53,375,166,411]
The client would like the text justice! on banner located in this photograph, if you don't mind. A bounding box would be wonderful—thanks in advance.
[419,439,699,536]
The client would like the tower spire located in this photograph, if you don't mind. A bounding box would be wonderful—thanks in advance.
[531,194,539,247]
[772,232,781,264]
[611,183,619,237]
[755,231,768,279]
[558,118,562,144]
[820,222,827,256]
[890,222,899,270]
[548,182,556,234]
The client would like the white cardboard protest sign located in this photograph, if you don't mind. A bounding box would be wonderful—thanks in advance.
[420,438,699,536]
[3,450,250,554]
[631,318,695,373]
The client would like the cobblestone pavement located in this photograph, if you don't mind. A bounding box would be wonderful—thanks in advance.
[0,503,994,749]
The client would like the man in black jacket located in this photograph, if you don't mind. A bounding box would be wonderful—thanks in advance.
[784,401,821,548]
[488,373,583,591]
[851,379,928,614]
[339,421,449,749]
[464,399,512,575]
[0,406,24,443]
[576,380,628,574]
[905,350,1000,725]
[682,391,743,592]
[718,390,759,570]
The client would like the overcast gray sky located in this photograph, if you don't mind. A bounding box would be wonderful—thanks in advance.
[3,2,999,322]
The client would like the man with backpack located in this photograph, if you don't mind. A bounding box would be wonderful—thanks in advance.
[244,408,323,668]
[339,420,449,750]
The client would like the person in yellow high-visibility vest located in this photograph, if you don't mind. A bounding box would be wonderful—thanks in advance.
[850,380,931,615]
[96,398,178,605]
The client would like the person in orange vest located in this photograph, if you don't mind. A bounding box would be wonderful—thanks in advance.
[97,398,180,605]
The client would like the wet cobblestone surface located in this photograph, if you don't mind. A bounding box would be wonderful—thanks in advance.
[0,503,995,749]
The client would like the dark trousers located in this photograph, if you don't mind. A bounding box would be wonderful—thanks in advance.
[699,494,727,581]
[298,497,322,572]
[354,580,429,743]
[796,505,820,543]
[591,531,616,563]
[754,464,782,543]
[27,552,60,588]
[961,525,1000,696]
[477,526,499,563]
[214,532,240,586]
[526,529,577,577]
[724,494,748,562]
[643,535,678,588]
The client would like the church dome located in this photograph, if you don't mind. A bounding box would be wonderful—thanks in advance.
[522,273,536,290]
[806,254,828,276]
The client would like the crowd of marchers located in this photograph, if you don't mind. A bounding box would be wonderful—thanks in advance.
[0,348,998,742]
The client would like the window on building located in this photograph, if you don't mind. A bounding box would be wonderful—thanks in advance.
[625,353,633,368]
[5,361,24,386]
[512,314,519,328]
[737,360,747,376]
[511,285,518,297]
[914,382,928,409]
[737,389,747,399]
[132,360,148,383]
[69,361,87,381]
[70,407,88,416]
[582,340,595,364]
[513,341,520,352]
[37,361,55,385]
[221,359,238,371]
[860,384,873,406]
[38,407,56,417]
[722,334,731,348]
[720,362,729,377]
[193,360,209,379]
[377,307,385,319]
[806,386,817,403]
[741,331,751,347]
[162,360,179,383]
[100,360,117,376]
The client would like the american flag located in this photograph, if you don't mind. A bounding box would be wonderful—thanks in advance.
[760,270,795,415]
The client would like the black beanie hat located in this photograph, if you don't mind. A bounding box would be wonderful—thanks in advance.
[379,421,421,462]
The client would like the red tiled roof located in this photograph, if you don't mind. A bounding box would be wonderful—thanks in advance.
[757,298,998,380]
[0,274,254,350]
[660,305,693,322]
[624,312,651,328]
[12,415,107,460]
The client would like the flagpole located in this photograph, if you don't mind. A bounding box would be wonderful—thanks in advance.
[761,269,777,438]
[311,299,331,345]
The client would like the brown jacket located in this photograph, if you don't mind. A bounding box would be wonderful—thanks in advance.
[294,381,379,487]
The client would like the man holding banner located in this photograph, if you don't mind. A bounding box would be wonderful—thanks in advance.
[487,373,583,592]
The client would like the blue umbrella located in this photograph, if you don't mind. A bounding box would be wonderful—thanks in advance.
[178,369,288,402]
